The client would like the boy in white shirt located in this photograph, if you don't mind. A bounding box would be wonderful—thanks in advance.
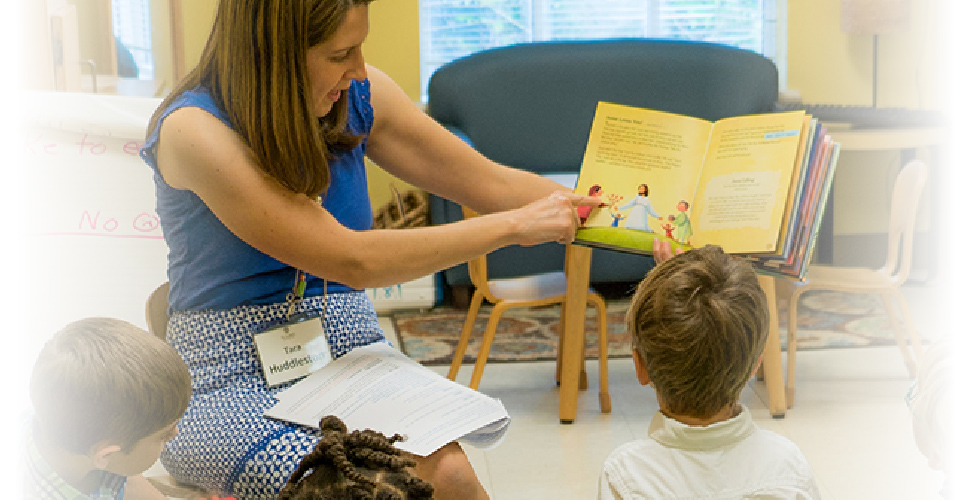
[25,317,192,499]
[599,244,820,499]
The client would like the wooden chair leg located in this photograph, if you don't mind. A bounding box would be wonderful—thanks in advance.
[557,300,566,386]
[786,290,801,409]
[469,303,506,390]
[893,289,924,370]
[755,362,765,382]
[448,292,483,380]
[881,291,918,377]
[593,296,611,413]
[758,275,786,417]
[579,351,588,391]
[579,295,600,391]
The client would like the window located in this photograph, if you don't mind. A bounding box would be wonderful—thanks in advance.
[419,0,782,100]
[111,0,153,80]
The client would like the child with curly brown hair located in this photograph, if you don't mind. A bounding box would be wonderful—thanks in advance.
[599,245,820,499]
[278,415,434,500]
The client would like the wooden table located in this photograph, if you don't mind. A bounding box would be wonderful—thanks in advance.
[815,126,946,265]
[559,244,787,423]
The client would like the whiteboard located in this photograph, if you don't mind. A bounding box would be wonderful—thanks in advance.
[18,91,439,352]
[24,91,168,340]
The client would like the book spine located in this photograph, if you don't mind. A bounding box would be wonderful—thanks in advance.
[776,118,820,260]
[796,141,842,281]
[753,120,824,266]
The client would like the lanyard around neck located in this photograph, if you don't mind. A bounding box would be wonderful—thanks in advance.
[286,270,326,321]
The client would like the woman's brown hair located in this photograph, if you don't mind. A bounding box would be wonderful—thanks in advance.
[148,0,373,197]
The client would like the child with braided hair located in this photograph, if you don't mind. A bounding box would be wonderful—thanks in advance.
[278,415,435,500]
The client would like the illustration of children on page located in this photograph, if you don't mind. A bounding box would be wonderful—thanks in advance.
[611,212,624,227]
[577,184,609,224]
[619,183,662,232]
[582,188,623,227]
[673,200,692,244]
[605,191,625,227]
[662,217,676,240]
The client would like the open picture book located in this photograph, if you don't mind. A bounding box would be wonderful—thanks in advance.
[574,102,840,280]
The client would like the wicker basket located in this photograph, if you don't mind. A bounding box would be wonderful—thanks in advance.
[372,189,430,229]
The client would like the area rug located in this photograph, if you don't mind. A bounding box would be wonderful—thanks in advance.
[391,290,917,366]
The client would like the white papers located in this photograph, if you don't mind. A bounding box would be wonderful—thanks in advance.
[265,343,511,456]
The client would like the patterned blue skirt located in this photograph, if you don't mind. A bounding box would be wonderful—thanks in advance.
[160,292,387,499]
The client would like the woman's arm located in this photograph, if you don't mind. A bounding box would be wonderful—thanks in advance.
[364,65,570,215]
[154,106,588,290]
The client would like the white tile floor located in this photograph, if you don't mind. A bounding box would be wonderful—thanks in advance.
[383,281,949,500]
[434,347,943,500]
[147,281,950,499]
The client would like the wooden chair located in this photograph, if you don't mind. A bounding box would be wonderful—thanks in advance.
[145,281,170,341]
[784,159,928,408]
[447,208,611,413]
[143,281,216,497]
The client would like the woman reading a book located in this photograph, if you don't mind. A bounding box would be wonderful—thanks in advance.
[139,1,598,498]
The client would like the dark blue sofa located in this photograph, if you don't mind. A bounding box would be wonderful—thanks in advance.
[426,39,779,293]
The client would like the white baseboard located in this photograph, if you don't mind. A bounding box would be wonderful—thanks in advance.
[365,274,440,313]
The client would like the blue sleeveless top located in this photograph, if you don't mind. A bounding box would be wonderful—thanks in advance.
[141,80,374,312]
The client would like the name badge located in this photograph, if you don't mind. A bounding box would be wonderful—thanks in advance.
[254,311,333,387]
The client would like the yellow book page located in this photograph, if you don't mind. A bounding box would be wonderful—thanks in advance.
[690,111,806,254]
[575,103,711,249]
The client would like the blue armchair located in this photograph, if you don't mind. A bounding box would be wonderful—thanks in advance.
[427,39,779,294]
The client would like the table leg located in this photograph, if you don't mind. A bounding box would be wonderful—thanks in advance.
[560,244,592,424]
[758,275,787,418]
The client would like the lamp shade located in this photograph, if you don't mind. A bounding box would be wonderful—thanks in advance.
[841,0,911,34]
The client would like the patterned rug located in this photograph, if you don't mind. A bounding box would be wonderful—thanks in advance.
[392,290,917,366]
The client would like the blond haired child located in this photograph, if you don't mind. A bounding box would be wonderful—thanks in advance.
[26,318,192,499]
[600,244,820,499]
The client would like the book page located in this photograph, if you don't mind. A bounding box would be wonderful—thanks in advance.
[691,111,806,254]
[265,343,510,457]
[575,102,711,253]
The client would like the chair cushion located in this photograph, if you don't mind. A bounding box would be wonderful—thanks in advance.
[488,271,598,302]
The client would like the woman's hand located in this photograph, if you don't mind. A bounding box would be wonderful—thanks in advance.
[508,191,602,246]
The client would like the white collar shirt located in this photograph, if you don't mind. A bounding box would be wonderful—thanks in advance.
[599,406,820,499]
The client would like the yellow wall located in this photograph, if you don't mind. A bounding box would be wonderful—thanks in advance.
[176,1,945,231]
[366,0,421,100]
[180,0,219,70]
[21,1,55,90]
[787,0,942,109]
[363,0,419,212]
[788,0,942,235]
[69,0,113,74]
[177,1,421,98]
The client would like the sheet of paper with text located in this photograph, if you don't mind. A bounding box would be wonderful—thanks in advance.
[265,343,511,456]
